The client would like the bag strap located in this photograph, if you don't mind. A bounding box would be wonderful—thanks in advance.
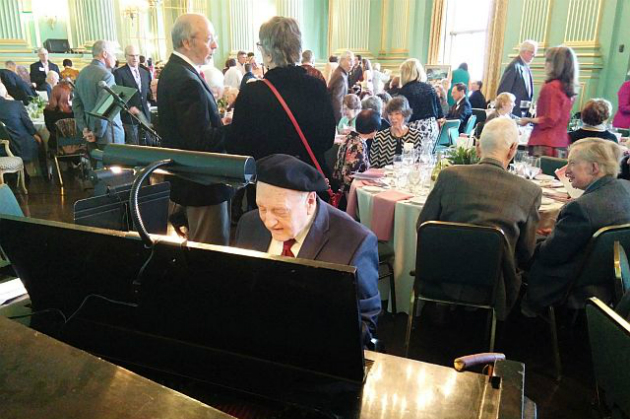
[261,78,332,197]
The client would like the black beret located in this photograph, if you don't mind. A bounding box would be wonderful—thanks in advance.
[256,154,328,192]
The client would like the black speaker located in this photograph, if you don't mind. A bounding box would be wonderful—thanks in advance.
[43,39,70,53]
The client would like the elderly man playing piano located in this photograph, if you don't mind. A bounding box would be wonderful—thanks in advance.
[234,154,381,345]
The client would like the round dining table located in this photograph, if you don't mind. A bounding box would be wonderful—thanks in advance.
[350,174,566,314]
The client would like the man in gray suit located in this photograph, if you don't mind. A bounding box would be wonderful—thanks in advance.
[523,138,630,314]
[73,40,124,149]
[496,40,537,117]
[328,50,354,123]
[234,154,381,345]
[417,118,542,319]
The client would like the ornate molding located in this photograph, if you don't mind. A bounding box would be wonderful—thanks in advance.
[427,0,446,64]
[518,0,552,47]
[484,0,509,99]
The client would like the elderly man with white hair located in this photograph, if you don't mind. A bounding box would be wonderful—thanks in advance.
[158,13,232,246]
[523,138,630,314]
[328,50,354,123]
[73,40,124,147]
[417,118,542,319]
[29,47,60,92]
[496,40,538,117]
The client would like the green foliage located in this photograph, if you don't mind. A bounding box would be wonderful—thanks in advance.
[26,96,47,119]
[446,146,479,165]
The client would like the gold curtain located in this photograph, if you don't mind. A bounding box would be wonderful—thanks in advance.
[427,0,447,64]
[482,0,509,99]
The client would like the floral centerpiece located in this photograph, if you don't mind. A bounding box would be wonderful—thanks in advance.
[26,95,47,119]
[446,146,479,165]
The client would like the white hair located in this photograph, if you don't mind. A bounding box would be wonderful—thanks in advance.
[46,71,59,84]
[92,40,116,58]
[37,47,48,54]
[519,40,538,53]
[339,50,354,63]
[171,13,209,50]
[479,117,519,155]
[201,65,224,99]
[570,138,622,177]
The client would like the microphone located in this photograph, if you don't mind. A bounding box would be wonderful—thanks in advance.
[98,80,125,104]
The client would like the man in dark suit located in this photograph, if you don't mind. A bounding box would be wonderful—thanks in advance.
[417,118,542,319]
[0,62,36,104]
[0,82,45,176]
[328,50,354,123]
[447,83,472,133]
[29,48,60,92]
[158,14,232,245]
[523,138,630,314]
[114,45,154,145]
[235,154,381,345]
[496,40,537,117]
[468,80,486,109]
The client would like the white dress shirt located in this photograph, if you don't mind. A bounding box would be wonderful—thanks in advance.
[267,210,316,257]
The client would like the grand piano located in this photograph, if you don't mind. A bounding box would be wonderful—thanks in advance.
[0,215,536,418]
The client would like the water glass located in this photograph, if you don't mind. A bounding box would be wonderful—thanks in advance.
[408,163,422,193]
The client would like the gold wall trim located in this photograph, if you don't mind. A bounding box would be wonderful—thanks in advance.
[519,0,552,45]
[427,0,446,64]
[483,0,509,99]
[0,39,28,45]
[564,0,602,44]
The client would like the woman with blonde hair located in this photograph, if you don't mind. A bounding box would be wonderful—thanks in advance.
[522,45,579,157]
[398,58,443,145]
[524,137,630,313]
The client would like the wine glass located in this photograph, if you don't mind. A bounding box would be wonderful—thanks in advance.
[408,163,422,193]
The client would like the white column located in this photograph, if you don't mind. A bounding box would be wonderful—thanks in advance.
[0,0,25,40]
[229,0,256,54]
[69,0,119,49]
[276,0,303,26]
[329,0,370,53]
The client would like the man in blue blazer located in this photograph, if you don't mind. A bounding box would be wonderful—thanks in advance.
[496,40,537,117]
[114,45,154,145]
[29,48,60,92]
[0,62,36,104]
[234,154,381,345]
[73,40,124,148]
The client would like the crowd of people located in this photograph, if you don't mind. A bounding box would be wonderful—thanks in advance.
[2,12,630,345]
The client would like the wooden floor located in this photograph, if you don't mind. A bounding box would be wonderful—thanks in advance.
[6,175,600,419]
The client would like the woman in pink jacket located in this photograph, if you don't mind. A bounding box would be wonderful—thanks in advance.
[522,46,579,157]
[613,80,630,129]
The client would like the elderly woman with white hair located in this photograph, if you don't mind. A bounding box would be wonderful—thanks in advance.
[227,16,336,179]
[524,138,630,314]
[398,58,444,146]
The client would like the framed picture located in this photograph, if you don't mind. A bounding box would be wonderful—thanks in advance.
[425,65,451,82]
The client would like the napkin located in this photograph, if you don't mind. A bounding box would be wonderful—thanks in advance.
[370,190,415,241]
[555,166,584,199]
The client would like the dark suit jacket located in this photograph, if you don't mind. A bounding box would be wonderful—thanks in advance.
[227,66,336,177]
[447,97,473,133]
[496,56,534,117]
[469,90,486,109]
[29,61,60,91]
[114,64,152,125]
[417,158,542,319]
[0,97,38,162]
[0,69,36,104]
[157,53,231,206]
[526,177,630,310]
[328,66,349,123]
[235,199,381,343]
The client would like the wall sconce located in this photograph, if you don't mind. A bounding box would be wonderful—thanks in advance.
[44,15,58,29]
[122,0,148,21]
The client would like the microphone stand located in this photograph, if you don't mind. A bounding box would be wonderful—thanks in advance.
[102,87,162,143]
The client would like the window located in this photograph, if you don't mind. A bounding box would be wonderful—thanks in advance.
[441,0,493,82]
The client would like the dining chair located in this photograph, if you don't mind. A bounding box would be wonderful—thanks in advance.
[377,241,397,315]
[463,114,477,135]
[585,297,630,418]
[543,223,630,381]
[0,135,28,195]
[471,108,487,125]
[52,118,89,187]
[433,119,460,154]
[0,184,24,217]
[539,156,567,178]
[405,221,506,357]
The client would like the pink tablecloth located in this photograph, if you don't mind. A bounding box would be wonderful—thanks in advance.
[370,190,414,241]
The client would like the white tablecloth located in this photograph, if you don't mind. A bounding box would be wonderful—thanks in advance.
[356,187,423,314]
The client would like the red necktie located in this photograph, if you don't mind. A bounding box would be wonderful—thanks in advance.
[200,71,206,81]
[281,239,297,257]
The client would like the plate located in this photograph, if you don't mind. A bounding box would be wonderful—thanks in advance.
[541,197,555,205]
[407,196,427,205]
[362,185,385,193]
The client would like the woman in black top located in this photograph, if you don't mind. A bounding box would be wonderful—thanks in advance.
[43,82,74,150]
[569,98,618,144]
[398,58,444,146]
